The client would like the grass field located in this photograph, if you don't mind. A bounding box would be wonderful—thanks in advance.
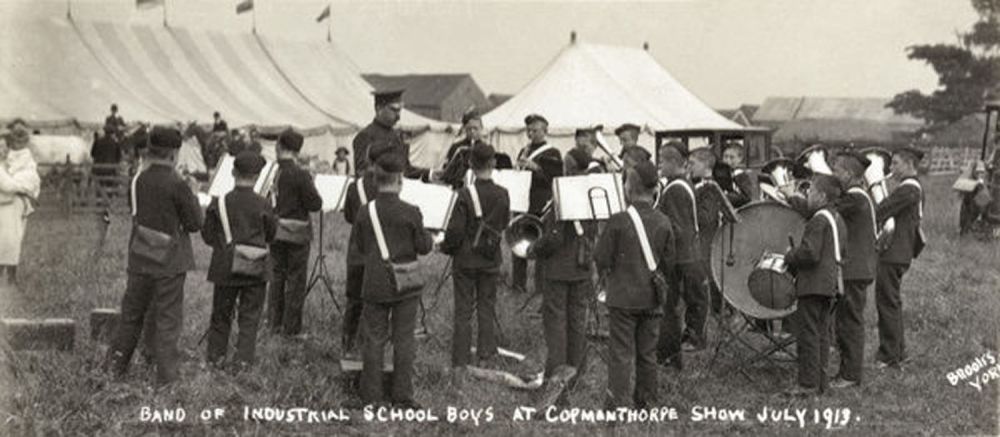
[0,174,997,436]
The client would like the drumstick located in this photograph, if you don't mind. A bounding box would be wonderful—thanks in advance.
[787,235,796,250]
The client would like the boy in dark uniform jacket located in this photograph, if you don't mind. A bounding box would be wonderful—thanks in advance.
[105,127,203,386]
[350,153,434,407]
[692,148,727,327]
[441,144,511,368]
[784,174,847,396]
[594,160,676,408]
[830,151,877,387]
[875,147,925,368]
[654,143,700,366]
[341,143,390,355]
[720,143,757,207]
[530,197,596,379]
[440,110,513,190]
[511,114,563,293]
[268,129,323,336]
[201,151,277,369]
[564,128,598,176]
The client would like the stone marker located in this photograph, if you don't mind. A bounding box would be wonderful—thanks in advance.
[90,308,120,343]
[1,318,76,351]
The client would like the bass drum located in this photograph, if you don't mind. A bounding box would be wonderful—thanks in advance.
[710,201,806,320]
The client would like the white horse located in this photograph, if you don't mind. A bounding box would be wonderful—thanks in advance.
[28,135,91,165]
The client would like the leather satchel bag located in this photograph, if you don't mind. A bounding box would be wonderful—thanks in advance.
[219,193,268,278]
[370,201,426,294]
[274,218,311,245]
[129,171,174,265]
[626,206,671,307]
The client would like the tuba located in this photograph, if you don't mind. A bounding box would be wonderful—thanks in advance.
[862,147,894,251]
[797,144,834,176]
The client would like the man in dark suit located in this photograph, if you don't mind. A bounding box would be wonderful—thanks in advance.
[350,153,434,408]
[104,104,126,140]
[201,151,277,370]
[352,89,433,181]
[105,126,203,386]
[874,147,925,369]
[594,159,676,408]
[212,112,228,133]
[784,174,847,396]
[511,114,563,294]
[441,143,510,370]
[268,129,323,337]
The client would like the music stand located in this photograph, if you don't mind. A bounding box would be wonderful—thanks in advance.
[305,174,352,312]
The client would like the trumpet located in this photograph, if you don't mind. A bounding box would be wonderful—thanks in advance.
[759,157,804,204]
[593,129,624,172]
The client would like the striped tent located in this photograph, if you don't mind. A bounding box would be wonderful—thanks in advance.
[0,18,455,169]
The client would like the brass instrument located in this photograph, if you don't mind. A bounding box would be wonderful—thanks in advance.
[759,157,799,204]
[593,129,624,172]
[506,200,552,258]
[587,186,613,220]
[862,147,895,251]
[797,144,834,176]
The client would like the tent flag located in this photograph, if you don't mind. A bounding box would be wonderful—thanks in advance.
[236,0,253,14]
[136,0,163,10]
[316,5,331,23]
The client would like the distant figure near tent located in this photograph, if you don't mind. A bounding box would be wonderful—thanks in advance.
[333,147,351,175]
[213,112,228,133]
[104,104,126,140]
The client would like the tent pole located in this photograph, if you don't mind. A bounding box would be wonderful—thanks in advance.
[162,0,168,27]
[252,2,257,34]
[326,12,331,42]
[66,0,72,20]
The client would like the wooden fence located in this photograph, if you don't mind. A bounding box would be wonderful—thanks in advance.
[36,163,136,215]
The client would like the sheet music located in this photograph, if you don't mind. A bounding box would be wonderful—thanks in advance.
[553,173,625,221]
[314,174,351,212]
[492,169,532,213]
[207,155,277,197]
[400,179,457,230]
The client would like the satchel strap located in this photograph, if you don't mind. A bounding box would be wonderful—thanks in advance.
[626,206,657,272]
[659,179,699,233]
[218,193,233,245]
[357,177,367,205]
[468,181,483,218]
[816,209,844,295]
[900,179,923,218]
[848,186,878,237]
[369,200,391,261]
[130,170,140,217]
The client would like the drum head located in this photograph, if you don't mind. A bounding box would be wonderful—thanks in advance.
[711,201,806,319]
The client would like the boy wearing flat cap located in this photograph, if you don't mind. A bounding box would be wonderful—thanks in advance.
[201,151,277,370]
[784,174,847,396]
[441,109,512,190]
[350,153,434,408]
[269,128,323,337]
[440,143,511,371]
[106,126,203,386]
[874,147,926,369]
[594,159,676,408]
[511,113,563,294]
[564,127,601,176]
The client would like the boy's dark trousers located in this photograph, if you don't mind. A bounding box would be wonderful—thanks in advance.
[607,307,660,408]
[875,262,909,365]
[679,262,708,347]
[107,272,186,386]
[794,295,834,391]
[207,284,266,367]
[656,267,685,365]
[360,296,419,404]
[542,279,590,376]
[511,257,544,292]
[452,268,499,366]
[268,241,310,335]
[342,264,365,351]
[836,279,871,382]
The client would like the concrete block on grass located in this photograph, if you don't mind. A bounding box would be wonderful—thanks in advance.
[2,318,76,351]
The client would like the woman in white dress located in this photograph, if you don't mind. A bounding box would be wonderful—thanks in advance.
[0,125,41,287]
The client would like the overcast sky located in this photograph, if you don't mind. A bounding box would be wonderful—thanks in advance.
[3,0,980,108]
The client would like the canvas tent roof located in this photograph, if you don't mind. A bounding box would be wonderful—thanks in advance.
[0,18,448,133]
[483,42,744,133]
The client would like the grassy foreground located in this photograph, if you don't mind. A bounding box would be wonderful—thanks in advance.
[0,174,997,436]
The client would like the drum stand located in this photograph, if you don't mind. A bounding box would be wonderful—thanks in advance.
[305,212,341,313]
[704,225,796,383]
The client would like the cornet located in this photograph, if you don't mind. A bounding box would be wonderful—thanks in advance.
[797,144,834,176]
